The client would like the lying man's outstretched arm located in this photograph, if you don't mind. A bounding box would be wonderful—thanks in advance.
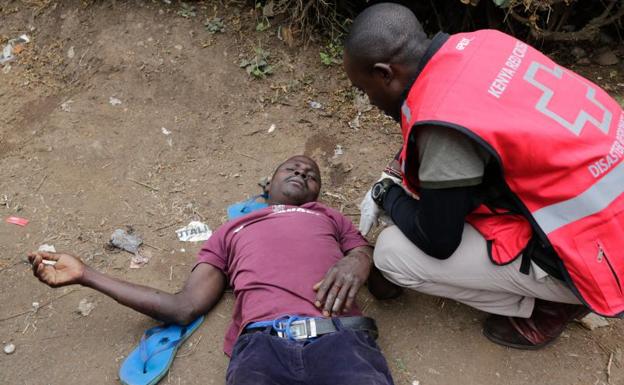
[28,251,226,325]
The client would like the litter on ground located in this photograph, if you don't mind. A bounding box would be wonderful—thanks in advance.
[176,221,212,242]
[6,216,29,227]
[0,34,30,65]
[110,228,142,254]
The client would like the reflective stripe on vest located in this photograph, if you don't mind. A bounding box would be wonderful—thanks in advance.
[533,160,624,234]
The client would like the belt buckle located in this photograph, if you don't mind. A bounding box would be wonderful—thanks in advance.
[277,318,318,340]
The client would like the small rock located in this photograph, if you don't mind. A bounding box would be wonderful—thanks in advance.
[578,312,610,330]
[334,145,343,157]
[109,96,122,106]
[577,57,591,66]
[32,302,40,310]
[77,298,95,317]
[67,46,75,59]
[412,381,420,385]
[309,101,322,109]
[174,44,183,50]
[571,47,586,59]
[4,343,15,354]
[594,51,619,66]
[110,228,142,254]
[267,124,276,133]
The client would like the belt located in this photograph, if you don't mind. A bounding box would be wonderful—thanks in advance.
[243,315,378,341]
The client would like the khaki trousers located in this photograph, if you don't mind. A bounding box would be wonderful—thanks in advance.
[374,224,580,318]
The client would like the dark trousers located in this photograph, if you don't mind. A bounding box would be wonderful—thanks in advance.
[226,328,395,385]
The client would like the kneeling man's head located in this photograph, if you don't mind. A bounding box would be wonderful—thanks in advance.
[268,155,321,206]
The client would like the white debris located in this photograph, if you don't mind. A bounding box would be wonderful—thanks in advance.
[174,44,183,50]
[412,381,420,385]
[354,91,372,113]
[334,145,343,157]
[130,252,151,269]
[348,112,361,130]
[309,101,322,109]
[3,343,15,355]
[176,221,212,242]
[578,313,610,330]
[161,127,173,146]
[0,34,30,64]
[110,229,142,254]
[67,46,75,59]
[38,244,56,253]
[60,100,73,112]
[109,96,122,106]
[32,302,40,310]
[77,298,95,316]
[427,367,440,375]
[267,124,276,133]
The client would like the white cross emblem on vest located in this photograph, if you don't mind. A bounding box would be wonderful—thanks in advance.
[523,61,612,136]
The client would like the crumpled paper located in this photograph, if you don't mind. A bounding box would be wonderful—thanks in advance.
[176,221,212,242]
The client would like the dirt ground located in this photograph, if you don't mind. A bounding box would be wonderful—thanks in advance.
[1,1,624,385]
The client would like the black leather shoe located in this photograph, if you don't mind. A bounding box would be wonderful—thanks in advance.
[483,299,589,350]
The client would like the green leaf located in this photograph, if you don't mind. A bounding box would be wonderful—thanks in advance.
[320,52,332,66]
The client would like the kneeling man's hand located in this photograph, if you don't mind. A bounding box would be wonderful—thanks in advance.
[28,252,86,288]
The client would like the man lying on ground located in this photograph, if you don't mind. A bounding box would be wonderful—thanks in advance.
[29,155,397,385]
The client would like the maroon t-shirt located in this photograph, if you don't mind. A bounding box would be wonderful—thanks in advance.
[195,202,369,356]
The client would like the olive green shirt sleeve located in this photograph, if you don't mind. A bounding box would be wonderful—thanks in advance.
[416,125,491,189]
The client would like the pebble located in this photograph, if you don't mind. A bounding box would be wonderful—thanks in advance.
[594,51,619,66]
[67,46,75,59]
[309,101,322,109]
[578,312,609,330]
[4,343,15,354]
[109,96,122,106]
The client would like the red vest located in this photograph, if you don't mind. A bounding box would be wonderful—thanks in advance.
[400,30,624,317]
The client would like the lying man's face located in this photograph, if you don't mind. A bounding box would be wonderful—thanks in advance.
[267,155,321,206]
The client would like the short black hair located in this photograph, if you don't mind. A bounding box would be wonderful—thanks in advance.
[344,3,429,70]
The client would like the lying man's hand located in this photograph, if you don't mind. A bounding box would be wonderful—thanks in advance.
[313,246,372,317]
[28,252,86,288]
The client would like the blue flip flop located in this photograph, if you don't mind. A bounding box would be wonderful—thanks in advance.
[119,316,204,385]
[227,194,268,220]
